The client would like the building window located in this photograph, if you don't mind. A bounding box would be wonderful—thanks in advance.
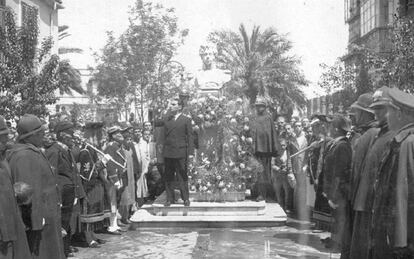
[388,0,399,25]
[21,1,38,28]
[361,0,379,36]
[0,0,5,7]
[345,0,359,22]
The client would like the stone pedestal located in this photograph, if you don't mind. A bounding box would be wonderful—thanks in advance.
[130,201,287,228]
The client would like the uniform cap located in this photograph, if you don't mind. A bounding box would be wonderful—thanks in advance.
[0,116,9,135]
[351,93,374,114]
[388,87,414,112]
[369,86,392,108]
[54,121,74,133]
[16,114,46,141]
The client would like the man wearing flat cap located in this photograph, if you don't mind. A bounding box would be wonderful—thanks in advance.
[0,116,31,259]
[45,120,85,257]
[370,88,414,259]
[7,114,65,259]
[345,87,396,259]
[252,96,281,202]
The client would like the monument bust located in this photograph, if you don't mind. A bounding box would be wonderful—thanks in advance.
[194,44,231,95]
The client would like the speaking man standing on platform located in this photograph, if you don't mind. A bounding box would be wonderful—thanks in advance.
[163,97,194,207]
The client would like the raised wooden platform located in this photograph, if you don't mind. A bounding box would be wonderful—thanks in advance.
[130,201,287,228]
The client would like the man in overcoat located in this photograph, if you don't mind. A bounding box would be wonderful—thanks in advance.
[370,88,414,259]
[0,116,31,259]
[347,87,395,259]
[252,97,281,202]
[7,114,65,259]
[45,121,85,257]
[163,98,194,207]
[342,93,376,258]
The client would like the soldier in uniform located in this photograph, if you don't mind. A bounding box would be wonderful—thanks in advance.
[322,114,352,250]
[349,93,377,147]
[370,88,414,259]
[346,87,395,259]
[341,93,376,257]
[0,116,31,259]
[8,114,65,259]
[45,121,85,257]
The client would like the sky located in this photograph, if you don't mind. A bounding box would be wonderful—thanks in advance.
[60,0,348,89]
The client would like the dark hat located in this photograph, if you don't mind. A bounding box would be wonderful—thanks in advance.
[310,114,330,125]
[255,97,267,106]
[0,116,9,135]
[331,114,351,132]
[54,121,74,133]
[107,126,121,136]
[84,122,104,129]
[17,114,46,141]
[351,93,374,114]
[370,86,392,108]
[388,87,414,112]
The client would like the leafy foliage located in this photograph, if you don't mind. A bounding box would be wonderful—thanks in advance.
[187,95,262,194]
[0,7,83,118]
[93,0,188,119]
[365,16,414,93]
[207,24,307,109]
[318,16,414,108]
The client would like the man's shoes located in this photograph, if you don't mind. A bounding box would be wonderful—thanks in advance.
[120,218,131,225]
[106,229,122,235]
[256,195,265,202]
[96,239,107,244]
[89,241,100,248]
[66,252,75,257]
[164,201,172,207]
[184,200,190,207]
[69,246,79,253]
[117,221,128,227]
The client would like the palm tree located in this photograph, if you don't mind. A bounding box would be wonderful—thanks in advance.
[57,25,84,94]
[209,24,307,109]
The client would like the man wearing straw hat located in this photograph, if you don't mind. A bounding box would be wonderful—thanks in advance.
[7,114,65,259]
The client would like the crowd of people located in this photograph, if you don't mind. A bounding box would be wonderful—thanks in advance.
[0,86,413,259]
[254,87,413,259]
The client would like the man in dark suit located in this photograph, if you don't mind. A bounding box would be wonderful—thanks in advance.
[163,98,194,207]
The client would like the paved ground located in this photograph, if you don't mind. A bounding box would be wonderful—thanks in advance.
[73,219,340,259]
